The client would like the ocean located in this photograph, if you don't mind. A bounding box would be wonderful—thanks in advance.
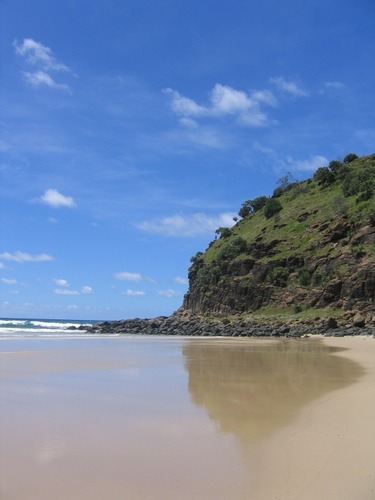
[0,318,98,339]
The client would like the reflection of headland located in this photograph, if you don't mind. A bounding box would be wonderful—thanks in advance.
[183,339,363,444]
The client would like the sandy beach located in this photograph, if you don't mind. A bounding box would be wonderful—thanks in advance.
[248,335,375,500]
[0,334,374,499]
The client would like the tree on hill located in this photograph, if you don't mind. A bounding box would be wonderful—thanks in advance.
[215,227,232,239]
[273,173,295,197]
[264,198,283,218]
[238,196,268,218]
[343,153,358,164]
[314,166,336,186]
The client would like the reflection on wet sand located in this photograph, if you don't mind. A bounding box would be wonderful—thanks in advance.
[183,339,364,444]
[1,337,368,500]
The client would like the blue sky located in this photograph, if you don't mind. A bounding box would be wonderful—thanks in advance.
[1,0,374,320]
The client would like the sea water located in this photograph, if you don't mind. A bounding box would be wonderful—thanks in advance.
[0,318,97,339]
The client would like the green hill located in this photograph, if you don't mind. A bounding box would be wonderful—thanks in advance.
[182,153,375,318]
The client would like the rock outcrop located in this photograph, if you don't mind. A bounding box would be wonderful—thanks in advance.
[88,154,375,336]
[183,223,375,315]
[86,310,375,337]
[182,154,375,317]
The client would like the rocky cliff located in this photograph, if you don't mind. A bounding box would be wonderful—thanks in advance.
[182,153,375,317]
[89,153,375,337]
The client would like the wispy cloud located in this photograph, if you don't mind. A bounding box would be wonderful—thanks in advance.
[39,189,76,208]
[174,276,188,285]
[53,285,94,296]
[157,289,181,298]
[1,278,18,285]
[165,89,207,117]
[54,278,69,287]
[14,38,69,72]
[54,288,80,296]
[13,38,73,92]
[164,83,277,128]
[113,272,143,282]
[319,81,345,95]
[255,144,328,174]
[323,81,345,90]
[121,289,145,296]
[23,70,70,91]
[270,77,308,97]
[286,154,328,172]
[137,212,236,237]
[0,251,54,263]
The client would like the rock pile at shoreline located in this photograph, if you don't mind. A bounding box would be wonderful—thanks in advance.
[85,311,375,338]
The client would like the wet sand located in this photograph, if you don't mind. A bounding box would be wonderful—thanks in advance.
[0,335,374,499]
[247,335,375,500]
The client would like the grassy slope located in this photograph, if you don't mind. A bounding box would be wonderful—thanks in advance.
[203,154,375,265]
[186,154,375,318]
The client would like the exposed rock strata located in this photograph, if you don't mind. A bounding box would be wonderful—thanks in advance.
[183,220,375,315]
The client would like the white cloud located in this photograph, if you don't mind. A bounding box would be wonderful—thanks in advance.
[39,189,76,208]
[157,289,181,298]
[175,276,188,285]
[13,38,72,92]
[1,278,18,285]
[253,142,276,156]
[165,83,276,128]
[287,155,328,172]
[178,117,198,128]
[0,262,5,269]
[319,81,345,95]
[270,77,308,97]
[53,285,93,296]
[0,251,54,263]
[164,88,207,117]
[54,289,80,296]
[113,272,143,282]
[211,84,252,115]
[54,278,69,287]
[23,70,70,91]
[251,90,278,106]
[14,38,70,72]
[122,289,145,296]
[67,305,79,310]
[137,212,236,237]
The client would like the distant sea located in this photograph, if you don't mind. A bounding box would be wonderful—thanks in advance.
[0,318,99,339]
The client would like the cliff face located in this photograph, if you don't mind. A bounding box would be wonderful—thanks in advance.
[182,154,375,316]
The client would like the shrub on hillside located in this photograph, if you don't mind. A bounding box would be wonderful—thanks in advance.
[343,153,358,164]
[267,266,289,287]
[314,166,335,186]
[215,227,232,239]
[219,237,248,260]
[342,167,374,200]
[190,251,204,264]
[264,198,282,218]
[328,160,343,174]
[238,196,268,218]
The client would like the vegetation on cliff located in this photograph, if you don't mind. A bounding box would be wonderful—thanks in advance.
[183,153,375,317]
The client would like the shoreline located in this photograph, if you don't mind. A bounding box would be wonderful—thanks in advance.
[86,311,375,338]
